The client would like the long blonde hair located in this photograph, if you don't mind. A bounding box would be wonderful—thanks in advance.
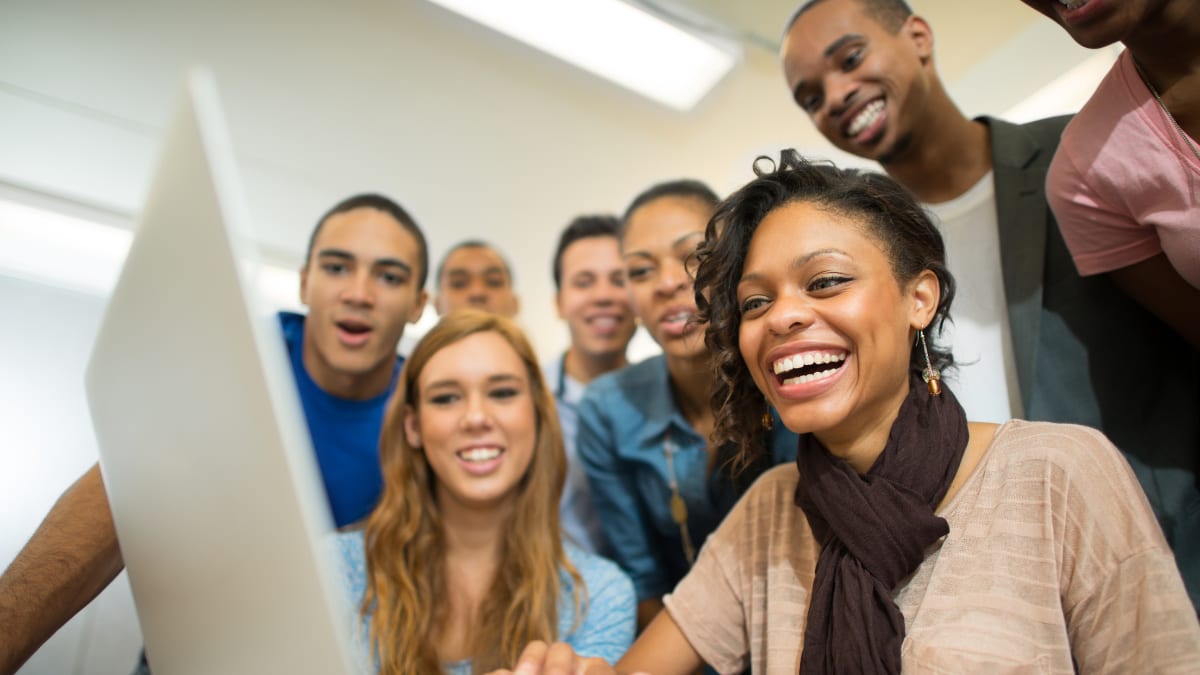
[361,308,582,674]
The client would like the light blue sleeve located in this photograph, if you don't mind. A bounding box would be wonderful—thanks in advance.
[333,529,376,673]
[562,549,636,664]
[576,386,669,601]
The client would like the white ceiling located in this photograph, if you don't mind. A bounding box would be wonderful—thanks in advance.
[0,0,1098,358]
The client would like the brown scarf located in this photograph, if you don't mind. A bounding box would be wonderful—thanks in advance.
[794,372,968,674]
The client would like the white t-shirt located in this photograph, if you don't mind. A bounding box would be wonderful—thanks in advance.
[924,171,1023,424]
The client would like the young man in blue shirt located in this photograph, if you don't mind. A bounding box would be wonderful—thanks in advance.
[0,193,429,674]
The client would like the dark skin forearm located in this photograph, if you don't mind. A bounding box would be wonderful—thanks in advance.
[1108,253,1200,352]
[0,464,124,675]
[636,598,664,633]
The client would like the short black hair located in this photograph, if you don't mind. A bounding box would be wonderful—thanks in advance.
[551,214,621,290]
[784,0,913,36]
[620,179,721,238]
[304,193,429,289]
[435,240,516,288]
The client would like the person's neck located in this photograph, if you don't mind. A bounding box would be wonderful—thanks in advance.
[1125,3,1200,136]
[301,336,393,401]
[436,491,510,664]
[882,95,993,205]
[439,491,510,569]
[1125,2,1200,83]
[563,347,627,385]
[665,352,715,441]
[814,383,910,475]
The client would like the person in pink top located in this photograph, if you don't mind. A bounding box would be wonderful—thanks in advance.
[1021,0,1200,350]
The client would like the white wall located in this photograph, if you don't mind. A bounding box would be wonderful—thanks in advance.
[0,1,1104,672]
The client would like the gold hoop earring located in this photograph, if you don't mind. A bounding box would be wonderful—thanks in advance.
[918,328,941,396]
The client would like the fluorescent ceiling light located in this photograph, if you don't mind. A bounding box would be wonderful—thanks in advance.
[427,0,739,111]
[0,197,303,311]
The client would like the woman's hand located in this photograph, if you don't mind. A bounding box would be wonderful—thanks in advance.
[486,641,642,675]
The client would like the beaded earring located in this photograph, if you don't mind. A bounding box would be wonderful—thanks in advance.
[918,328,942,396]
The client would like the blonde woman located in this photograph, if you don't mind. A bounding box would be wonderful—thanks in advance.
[337,309,635,673]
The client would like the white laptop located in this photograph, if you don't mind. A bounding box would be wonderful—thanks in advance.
[85,70,359,674]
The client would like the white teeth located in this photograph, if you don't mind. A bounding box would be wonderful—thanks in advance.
[782,368,840,386]
[847,99,885,137]
[772,351,846,374]
[664,312,690,323]
[1057,0,1085,8]
[592,317,617,328]
[458,447,502,463]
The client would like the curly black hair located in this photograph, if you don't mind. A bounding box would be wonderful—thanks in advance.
[694,149,956,470]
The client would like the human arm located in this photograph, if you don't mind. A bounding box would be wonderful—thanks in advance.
[1045,136,1200,350]
[486,612,702,675]
[1107,253,1200,350]
[635,599,662,633]
[0,463,124,674]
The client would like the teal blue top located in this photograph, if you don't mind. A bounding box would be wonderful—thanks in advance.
[335,530,636,672]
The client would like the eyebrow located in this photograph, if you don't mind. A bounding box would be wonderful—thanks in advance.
[791,33,865,101]
[623,231,705,261]
[317,248,412,275]
[738,247,850,285]
[424,373,524,390]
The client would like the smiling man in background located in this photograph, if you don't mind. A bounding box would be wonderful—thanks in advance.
[543,214,637,555]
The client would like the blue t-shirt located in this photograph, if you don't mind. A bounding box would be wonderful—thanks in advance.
[577,354,798,601]
[279,311,400,527]
[335,530,636,672]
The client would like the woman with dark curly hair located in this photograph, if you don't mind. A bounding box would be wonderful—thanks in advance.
[491,152,1199,674]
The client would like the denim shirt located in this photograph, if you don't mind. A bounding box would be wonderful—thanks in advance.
[576,354,798,601]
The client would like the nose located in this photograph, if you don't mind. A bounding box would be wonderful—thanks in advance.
[460,392,492,431]
[764,293,813,336]
[655,258,690,297]
[341,270,375,307]
[824,72,859,120]
[467,278,491,305]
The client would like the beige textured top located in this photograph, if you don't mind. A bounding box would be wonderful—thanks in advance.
[664,420,1200,674]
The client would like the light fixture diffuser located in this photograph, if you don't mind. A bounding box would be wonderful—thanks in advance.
[426,0,739,111]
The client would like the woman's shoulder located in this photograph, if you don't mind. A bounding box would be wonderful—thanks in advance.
[985,419,1124,474]
[975,420,1154,518]
[562,543,634,596]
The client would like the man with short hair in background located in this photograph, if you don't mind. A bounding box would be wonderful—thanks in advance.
[434,240,520,317]
[543,215,637,555]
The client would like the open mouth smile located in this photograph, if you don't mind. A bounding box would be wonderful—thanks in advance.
[772,350,848,386]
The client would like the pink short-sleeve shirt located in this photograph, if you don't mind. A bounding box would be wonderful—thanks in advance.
[1047,49,1200,288]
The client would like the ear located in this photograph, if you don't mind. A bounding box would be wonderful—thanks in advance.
[403,404,421,448]
[907,269,940,331]
[903,15,934,65]
[408,289,429,324]
[299,265,310,306]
